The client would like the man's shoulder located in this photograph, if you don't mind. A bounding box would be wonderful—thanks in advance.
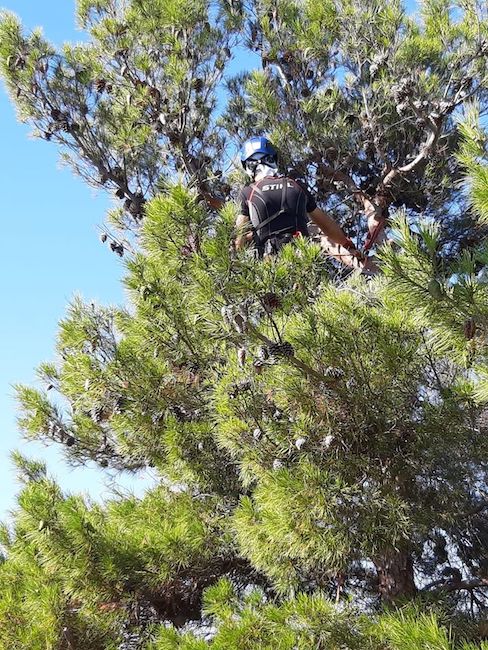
[287,176,310,192]
[239,185,252,200]
[241,176,312,194]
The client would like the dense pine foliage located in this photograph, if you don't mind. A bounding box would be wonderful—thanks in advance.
[1,0,488,647]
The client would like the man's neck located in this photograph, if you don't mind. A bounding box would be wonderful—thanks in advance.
[254,164,280,182]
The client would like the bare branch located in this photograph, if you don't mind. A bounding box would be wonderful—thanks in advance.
[423,577,488,593]
[382,107,442,186]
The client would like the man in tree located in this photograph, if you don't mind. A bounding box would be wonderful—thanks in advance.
[235,137,373,271]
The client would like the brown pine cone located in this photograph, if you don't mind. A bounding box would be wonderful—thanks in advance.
[262,292,282,311]
[95,78,107,92]
[268,342,294,358]
[464,317,476,340]
[192,78,205,92]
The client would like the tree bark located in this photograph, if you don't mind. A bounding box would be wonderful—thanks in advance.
[374,548,417,602]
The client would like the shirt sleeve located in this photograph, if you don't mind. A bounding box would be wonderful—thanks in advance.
[295,179,317,213]
[239,186,250,216]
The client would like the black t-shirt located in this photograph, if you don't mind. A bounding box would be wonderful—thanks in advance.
[239,176,317,242]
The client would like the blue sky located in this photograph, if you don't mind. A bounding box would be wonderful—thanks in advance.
[0,1,156,520]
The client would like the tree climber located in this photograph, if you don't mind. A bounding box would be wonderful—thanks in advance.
[235,137,374,271]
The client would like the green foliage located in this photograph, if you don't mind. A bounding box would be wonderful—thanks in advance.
[0,461,235,647]
[373,606,452,649]
[2,0,488,646]
[7,180,488,642]
[457,103,488,224]
[155,583,488,649]
[156,587,375,649]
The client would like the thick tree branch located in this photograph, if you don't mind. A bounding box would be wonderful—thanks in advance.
[382,104,442,186]
[423,577,488,593]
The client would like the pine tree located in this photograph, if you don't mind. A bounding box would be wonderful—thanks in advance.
[1,0,488,647]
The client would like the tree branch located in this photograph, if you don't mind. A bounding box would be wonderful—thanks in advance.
[382,107,442,186]
[423,576,488,593]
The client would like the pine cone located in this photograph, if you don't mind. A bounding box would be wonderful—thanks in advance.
[58,118,71,133]
[115,396,128,412]
[262,292,282,311]
[268,342,294,358]
[324,146,338,162]
[171,405,188,421]
[464,317,476,340]
[149,86,161,101]
[232,313,247,334]
[66,436,76,447]
[238,347,247,367]
[95,78,107,92]
[110,242,124,257]
[253,359,265,374]
[396,101,409,116]
[324,366,344,379]
[99,232,108,243]
[128,197,145,217]
[91,405,109,423]
[250,22,258,42]
[258,346,270,361]
[115,188,126,199]
[192,78,205,92]
[239,379,252,391]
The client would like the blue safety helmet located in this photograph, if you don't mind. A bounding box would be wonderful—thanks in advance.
[240,136,277,168]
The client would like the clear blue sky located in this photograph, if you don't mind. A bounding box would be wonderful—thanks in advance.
[0,1,155,520]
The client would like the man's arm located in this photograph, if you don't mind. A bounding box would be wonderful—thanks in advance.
[309,207,377,273]
[309,207,354,248]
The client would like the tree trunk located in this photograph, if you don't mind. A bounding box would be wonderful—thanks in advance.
[374,548,417,602]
